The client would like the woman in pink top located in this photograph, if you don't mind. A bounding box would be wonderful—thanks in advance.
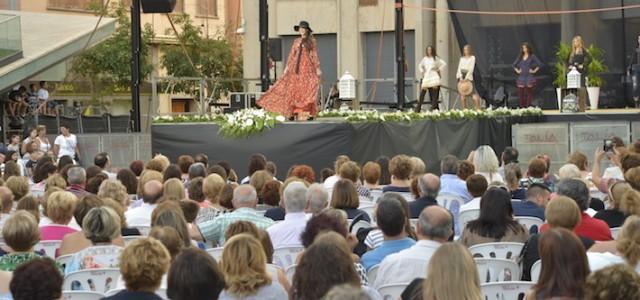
[40,191,78,241]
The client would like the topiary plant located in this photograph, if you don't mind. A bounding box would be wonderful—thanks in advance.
[553,42,571,88]
[586,44,608,87]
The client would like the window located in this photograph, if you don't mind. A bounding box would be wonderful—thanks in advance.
[196,0,217,17]
[359,0,378,6]
[47,0,95,11]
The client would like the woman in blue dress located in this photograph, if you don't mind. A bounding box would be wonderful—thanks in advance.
[512,43,542,107]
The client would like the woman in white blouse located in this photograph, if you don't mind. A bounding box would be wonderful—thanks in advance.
[456,44,481,110]
[417,46,446,112]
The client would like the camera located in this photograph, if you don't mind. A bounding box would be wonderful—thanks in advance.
[603,139,614,152]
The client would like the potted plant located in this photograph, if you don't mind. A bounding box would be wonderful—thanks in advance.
[585,44,608,110]
[553,42,571,110]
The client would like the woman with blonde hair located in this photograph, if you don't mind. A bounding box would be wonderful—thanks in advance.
[456,44,481,110]
[39,190,78,241]
[98,179,130,208]
[567,35,590,109]
[0,211,42,271]
[471,145,504,183]
[163,178,185,201]
[594,182,633,228]
[151,201,192,247]
[219,234,287,299]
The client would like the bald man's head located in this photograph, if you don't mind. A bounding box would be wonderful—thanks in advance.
[417,206,452,241]
[142,180,163,204]
[0,186,13,213]
[418,173,440,198]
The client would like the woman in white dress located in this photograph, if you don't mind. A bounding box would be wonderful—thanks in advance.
[456,44,481,110]
[35,125,51,154]
[416,46,446,112]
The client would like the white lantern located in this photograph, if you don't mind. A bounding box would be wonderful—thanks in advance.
[567,68,581,89]
[339,71,356,100]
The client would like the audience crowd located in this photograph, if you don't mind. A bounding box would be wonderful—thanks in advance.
[0,128,639,300]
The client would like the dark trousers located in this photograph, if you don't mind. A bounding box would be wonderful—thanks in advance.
[416,86,440,112]
[517,86,534,107]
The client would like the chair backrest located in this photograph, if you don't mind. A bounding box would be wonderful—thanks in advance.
[206,247,225,262]
[63,268,121,293]
[481,281,535,300]
[611,227,622,239]
[530,260,542,282]
[515,216,544,234]
[475,258,521,283]
[122,235,144,246]
[458,209,480,235]
[61,291,105,300]
[359,196,374,205]
[359,205,375,222]
[56,254,75,270]
[378,283,410,300]
[398,192,416,203]
[285,264,296,283]
[468,242,524,260]
[370,189,384,202]
[409,218,418,230]
[273,246,304,269]
[367,264,380,283]
[132,225,151,236]
[36,240,62,258]
[436,193,465,213]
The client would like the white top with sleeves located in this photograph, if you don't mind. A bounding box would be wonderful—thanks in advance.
[456,55,476,81]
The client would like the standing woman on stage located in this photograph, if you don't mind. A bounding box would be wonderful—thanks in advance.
[257,21,321,121]
[567,35,590,110]
[456,45,480,110]
[416,46,446,112]
[513,43,542,107]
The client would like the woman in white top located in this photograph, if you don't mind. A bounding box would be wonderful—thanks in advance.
[417,46,446,112]
[470,145,504,184]
[456,44,481,110]
[35,125,51,154]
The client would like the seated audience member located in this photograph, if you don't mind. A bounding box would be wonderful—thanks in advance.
[219,183,235,210]
[568,151,591,179]
[129,160,144,177]
[151,202,192,247]
[167,248,226,300]
[126,180,163,227]
[408,174,439,218]
[265,161,277,179]
[196,185,274,245]
[240,154,267,184]
[522,157,554,191]
[410,157,426,178]
[591,146,635,193]
[98,179,130,208]
[117,168,138,197]
[149,226,184,260]
[520,196,594,281]
[162,178,185,201]
[193,153,208,168]
[103,198,141,237]
[94,152,116,179]
[362,161,383,192]
[86,173,108,194]
[459,174,488,212]
[559,163,582,180]
[15,196,39,223]
[290,165,316,185]
[0,187,13,232]
[164,164,184,182]
[503,163,526,199]
[0,212,41,271]
[457,160,475,181]
[588,216,640,272]
[219,234,287,299]
[65,207,123,275]
[361,193,416,270]
[374,206,452,288]
[330,179,370,222]
[177,155,195,181]
[593,181,633,228]
[294,232,381,300]
[339,161,370,198]
[250,170,274,202]
[364,194,417,251]
[512,183,549,220]
[65,166,89,198]
[179,199,200,227]
[189,177,217,223]
[540,179,612,241]
[460,187,528,247]
[584,264,640,300]
[200,174,230,222]
[59,195,121,255]
[323,155,350,196]
[525,228,589,300]
[472,145,504,184]
[265,177,308,221]
[267,182,308,248]
[103,238,170,300]
[498,146,519,179]
[375,156,391,185]
[438,155,471,202]
[188,163,207,181]
[261,180,281,206]
[0,270,10,299]
[324,284,373,300]
[382,155,414,193]
[40,190,78,240]
[305,183,328,215]
[208,164,228,181]
[9,258,63,300]
[6,176,28,203]
[320,168,335,183]
[401,243,482,300]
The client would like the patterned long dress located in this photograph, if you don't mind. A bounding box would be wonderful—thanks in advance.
[257,37,321,118]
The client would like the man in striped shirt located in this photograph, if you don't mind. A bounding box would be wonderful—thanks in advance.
[195,185,274,245]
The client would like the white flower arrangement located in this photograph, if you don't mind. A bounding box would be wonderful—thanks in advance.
[317,107,542,123]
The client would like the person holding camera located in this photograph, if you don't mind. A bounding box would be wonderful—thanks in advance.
[591,137,626,194]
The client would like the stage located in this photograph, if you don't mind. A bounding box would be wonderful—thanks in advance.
[151,108,640,178]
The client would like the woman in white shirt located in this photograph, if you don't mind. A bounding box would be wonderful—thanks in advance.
[417,46,446,112]
[456,44,481,110]
[35,125,51,154]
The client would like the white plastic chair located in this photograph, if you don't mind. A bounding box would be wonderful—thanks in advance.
[359,204,376,222]
[35,240,62,258]
[409,218,418,230]
[273,246,304,269]
[370,189,384,202]
[63,268,121,293]
[367,264,380,284]
[458,209,480,232]
[475,258,521,283]
[206,247,225,261]
[133,225,151,236]
[611,227,622,239]
[398,192,416,203]
[481,281,535,300]
[285,264,296,283]
[530,260,542,282]
[359,197,374,205]
[468,242,524,261]
[377,283,410,300]
[122,235,144,246]
[515,216,544,234]
[61,291,105,300]
[436,193,465,214]
[56,254,74,269]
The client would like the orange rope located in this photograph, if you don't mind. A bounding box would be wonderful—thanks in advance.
[403,2,640,15]
[368,4,387,103]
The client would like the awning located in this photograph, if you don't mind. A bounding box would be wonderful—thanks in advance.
[0,10,116,91]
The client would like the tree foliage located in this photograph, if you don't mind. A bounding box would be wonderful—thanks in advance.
[160,14,243,101]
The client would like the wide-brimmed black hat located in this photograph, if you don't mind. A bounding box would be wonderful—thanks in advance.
[294,21,312,33]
